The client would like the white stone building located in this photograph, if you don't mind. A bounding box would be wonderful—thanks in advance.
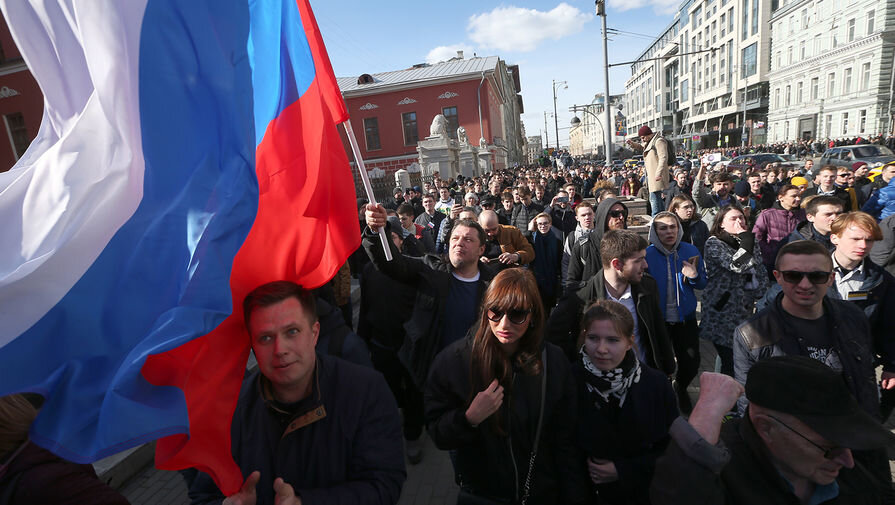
[525,135,543,164]
[569,94,626,157]
[766,0,894,142]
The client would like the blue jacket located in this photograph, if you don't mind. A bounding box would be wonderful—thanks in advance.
[861,175,895,220]
[645,215,708,322]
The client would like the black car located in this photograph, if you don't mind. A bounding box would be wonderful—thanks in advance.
[726,153,794,172]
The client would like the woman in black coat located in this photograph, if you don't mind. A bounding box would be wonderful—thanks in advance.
[574,301,679,505]
[425,268,590,505]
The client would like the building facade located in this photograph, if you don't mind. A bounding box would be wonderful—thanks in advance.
[570,94,627,157]
[338,54,524,184]
[525,134,543,164]
[0,12,43,173]
[625,0,775,150]
[766,0,894,142]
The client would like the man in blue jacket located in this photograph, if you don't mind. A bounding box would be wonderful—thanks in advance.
[646,212,707,413]
[188,281,405,505]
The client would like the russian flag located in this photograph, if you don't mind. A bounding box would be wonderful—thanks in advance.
[0,0,358,495]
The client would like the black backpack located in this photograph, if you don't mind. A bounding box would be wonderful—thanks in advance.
[661,136,678,166]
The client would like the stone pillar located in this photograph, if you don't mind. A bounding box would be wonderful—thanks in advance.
[406,162,423,189]
[457,146,479,178]
[417,136,459,180]
[394,169,411,191]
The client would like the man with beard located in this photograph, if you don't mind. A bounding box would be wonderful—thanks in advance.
[363,203,495,388]
[546,229,676,376]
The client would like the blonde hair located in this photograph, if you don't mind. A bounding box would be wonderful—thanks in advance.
[0,394,38,456]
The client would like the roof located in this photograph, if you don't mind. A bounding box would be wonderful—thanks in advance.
[337,56,501,93]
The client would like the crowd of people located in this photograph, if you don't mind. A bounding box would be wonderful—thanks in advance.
[6,127,895,505]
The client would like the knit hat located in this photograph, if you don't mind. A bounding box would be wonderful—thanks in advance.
[638,125,653,137]
[852,162,867,171]
[733,180,751,197]
[790,176,808,186]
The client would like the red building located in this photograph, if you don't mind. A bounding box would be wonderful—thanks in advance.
[337,54,524,184]
[0,12,43,173]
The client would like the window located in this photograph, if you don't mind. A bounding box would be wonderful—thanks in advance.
[797,82,803,103]
[729,8,735,33]
[814,34,822,54]
[752,0,759,35]
[801,9,808,28]
[811,77,819,99]
[789,15,795,34]
[363,117,381,150]
[721,13,726,35]
[861,63,871,90]
[742,43,757,77]
[799,41,806,60]
[402,112,418,146]
[785,85,791,106]
[4,112,29,160]
[742,0,749,40]
[842,112,849,135]
[784,121,790,140]
[692,5,702,28]
[867,10,875,34]
[681,79,689,101]
[859,109,867,133]
[843,67,852,94]
[775,88,780,108]
[825,114,832,137]
[787,46,793,65]
[442,106,459,139]
[827,72,836,97]
[847,19,855,42]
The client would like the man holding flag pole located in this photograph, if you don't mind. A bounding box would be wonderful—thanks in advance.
[0,0,401,502]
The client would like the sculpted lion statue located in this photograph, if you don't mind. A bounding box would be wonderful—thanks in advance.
[429,114,448,138]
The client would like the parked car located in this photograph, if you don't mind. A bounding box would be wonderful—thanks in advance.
[726,153,794,173]
[819,145,895,169]
[778,154,806,170]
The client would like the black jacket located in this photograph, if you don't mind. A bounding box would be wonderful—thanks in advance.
[188,355,405,505]
[566,198,627,289]
[733,293,878,418]
[424,338,590,505]
[870,213,895,277]
[573,362,678,505]
[512,201,545,240]
[786,220,835,252]
[801,185,853,212]
[545,270,677,376]
[651,415,882,505]
[362,227,495,388]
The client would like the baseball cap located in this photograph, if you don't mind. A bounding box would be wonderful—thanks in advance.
[746,356,895,450]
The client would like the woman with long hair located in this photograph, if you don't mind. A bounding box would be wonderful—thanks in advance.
[574,301,678,505]
[698,206,768,376]
[668,195,709,254]
[425,268,589,505]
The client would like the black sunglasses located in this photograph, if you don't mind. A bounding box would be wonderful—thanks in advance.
[766,414,846,460]
[486,308,531,325]
[778,270,831,285]
[608,210,627,219]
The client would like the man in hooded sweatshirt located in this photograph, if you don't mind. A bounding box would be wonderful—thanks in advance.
[565,197,629,290]
[646,212,707,413]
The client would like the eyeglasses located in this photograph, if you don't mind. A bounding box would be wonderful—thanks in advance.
[608,210,627,219]
[766,414,847,460]
[486,308,531,325]
[778,270,831,285]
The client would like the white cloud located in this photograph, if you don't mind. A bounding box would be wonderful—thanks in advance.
[467,3,593,53]
[425,44,475,64]
[607,0,680,15]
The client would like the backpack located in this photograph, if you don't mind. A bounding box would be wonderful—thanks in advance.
[661,136,678,166]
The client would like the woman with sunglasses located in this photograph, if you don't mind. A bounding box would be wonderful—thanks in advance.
[425,268,589,505]
[699,205,768,377]
[574,301,678,505]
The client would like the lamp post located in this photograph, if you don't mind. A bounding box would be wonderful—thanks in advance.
[552,79,567,150]
[570,104,606,159]
[595,0,613,163]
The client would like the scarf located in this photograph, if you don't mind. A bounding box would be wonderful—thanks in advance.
[580,346,641,408]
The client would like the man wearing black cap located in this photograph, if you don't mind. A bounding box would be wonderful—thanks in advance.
[651,356,895,504]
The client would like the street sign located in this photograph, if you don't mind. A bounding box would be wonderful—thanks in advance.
[741,133,748,143]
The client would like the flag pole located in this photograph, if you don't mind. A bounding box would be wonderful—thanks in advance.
[342,119,393,261]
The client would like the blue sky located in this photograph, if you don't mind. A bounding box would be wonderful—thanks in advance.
[312,0,682,147]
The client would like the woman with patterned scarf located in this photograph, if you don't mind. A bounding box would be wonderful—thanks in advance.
[573,301,679,505]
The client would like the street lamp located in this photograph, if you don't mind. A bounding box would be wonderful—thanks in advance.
[552,79,567,150]
[570,104,606,158]
[595,0,613,163]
